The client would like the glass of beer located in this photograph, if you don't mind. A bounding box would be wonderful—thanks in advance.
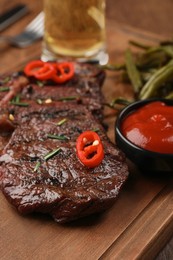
[41,0,107,64]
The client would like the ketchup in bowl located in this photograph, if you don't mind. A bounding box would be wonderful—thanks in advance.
[121,101,173,154]
[115,99,173,174]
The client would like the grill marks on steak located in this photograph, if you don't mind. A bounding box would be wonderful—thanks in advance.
[0,63,105,150]
[0,63,129,223]
[20,80,103,119]
[0,103,128,222]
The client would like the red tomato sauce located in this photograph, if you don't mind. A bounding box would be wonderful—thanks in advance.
[121,101,173,154]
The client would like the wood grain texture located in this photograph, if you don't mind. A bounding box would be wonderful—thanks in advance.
[107,0,173,37]
[0,0,173,259]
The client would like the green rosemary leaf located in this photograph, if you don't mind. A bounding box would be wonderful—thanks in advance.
[11,94,20,103]
[34,161,41,172]
[15,94,20,103]
[44,147,62,161]
[0,86,10,92]
[57,118,67,126]
[91,128,100,133]
[103,98,132,111]
[47,134,69,140]
[10,101,29,107]
[3,77,10,84]
[57,96,77,101]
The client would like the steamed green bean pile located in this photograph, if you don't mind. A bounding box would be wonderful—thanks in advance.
[102,39,173,101]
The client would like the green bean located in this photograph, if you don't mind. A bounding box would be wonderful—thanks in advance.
[139,59,173,99]
[140,69,157,82]
[104,38,173,103]
[165,92,173,99]
[160,40,173,46]
[125,49,143,93]
[129,40,151,50]
[160,45,173,58]
[128,40,173,57]
[137,50,169,69]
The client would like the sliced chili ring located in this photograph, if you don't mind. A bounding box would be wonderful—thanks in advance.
[24,60,45,77]
[24,60,75,83]
[33,63,56,80]
[76,131,104,168]
[52,62,75,83]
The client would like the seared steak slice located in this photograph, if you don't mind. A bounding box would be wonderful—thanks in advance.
[0,63,105,150]
[0,62,105,108]
[0,102,128,223]
[20,81,104,120]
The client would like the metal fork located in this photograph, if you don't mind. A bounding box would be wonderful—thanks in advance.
[0,12,44,48]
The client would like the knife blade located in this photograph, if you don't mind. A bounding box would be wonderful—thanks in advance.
[0,4,29,33]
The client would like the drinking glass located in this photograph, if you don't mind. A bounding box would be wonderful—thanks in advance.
[41,0,108,64]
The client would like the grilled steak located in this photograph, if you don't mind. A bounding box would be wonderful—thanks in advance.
[0,62,129,223]
[0,63,105,151]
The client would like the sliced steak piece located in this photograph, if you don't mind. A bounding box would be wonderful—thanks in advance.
[0,63,105,150]
[20,80,104,120]
[0,102,128,223]
[0,62,105,108]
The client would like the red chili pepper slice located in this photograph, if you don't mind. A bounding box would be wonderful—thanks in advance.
[34,63,56,80]
[24,60,75,84]
[76,131,104,168]
[52,62,75,83]
[24,60,45,76]
[24,60,56,80]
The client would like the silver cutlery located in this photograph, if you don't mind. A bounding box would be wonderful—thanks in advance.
[0,12,44,48]
[0,4,29,32]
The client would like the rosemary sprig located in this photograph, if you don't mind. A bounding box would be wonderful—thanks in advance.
[47,134,69,140]
[10,95,29,106]
[57,96,77,101]
[15,94,20,103]
[11,95,19,103]
[104,98,132,110]
[91,128,100,133]
[2,77,10,84]
[44,147,62,161]
[34,161,41,172]
[0,86,10,92]
[33,147,62,171]
[10,101,29,107]
[57,118,67,126]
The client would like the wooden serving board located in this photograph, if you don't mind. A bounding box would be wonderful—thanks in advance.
[0,13,173,260]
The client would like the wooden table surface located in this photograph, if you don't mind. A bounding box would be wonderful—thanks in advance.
[0,0,173,259]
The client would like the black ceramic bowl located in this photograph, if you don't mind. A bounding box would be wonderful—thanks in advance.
[115,98,173,175]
